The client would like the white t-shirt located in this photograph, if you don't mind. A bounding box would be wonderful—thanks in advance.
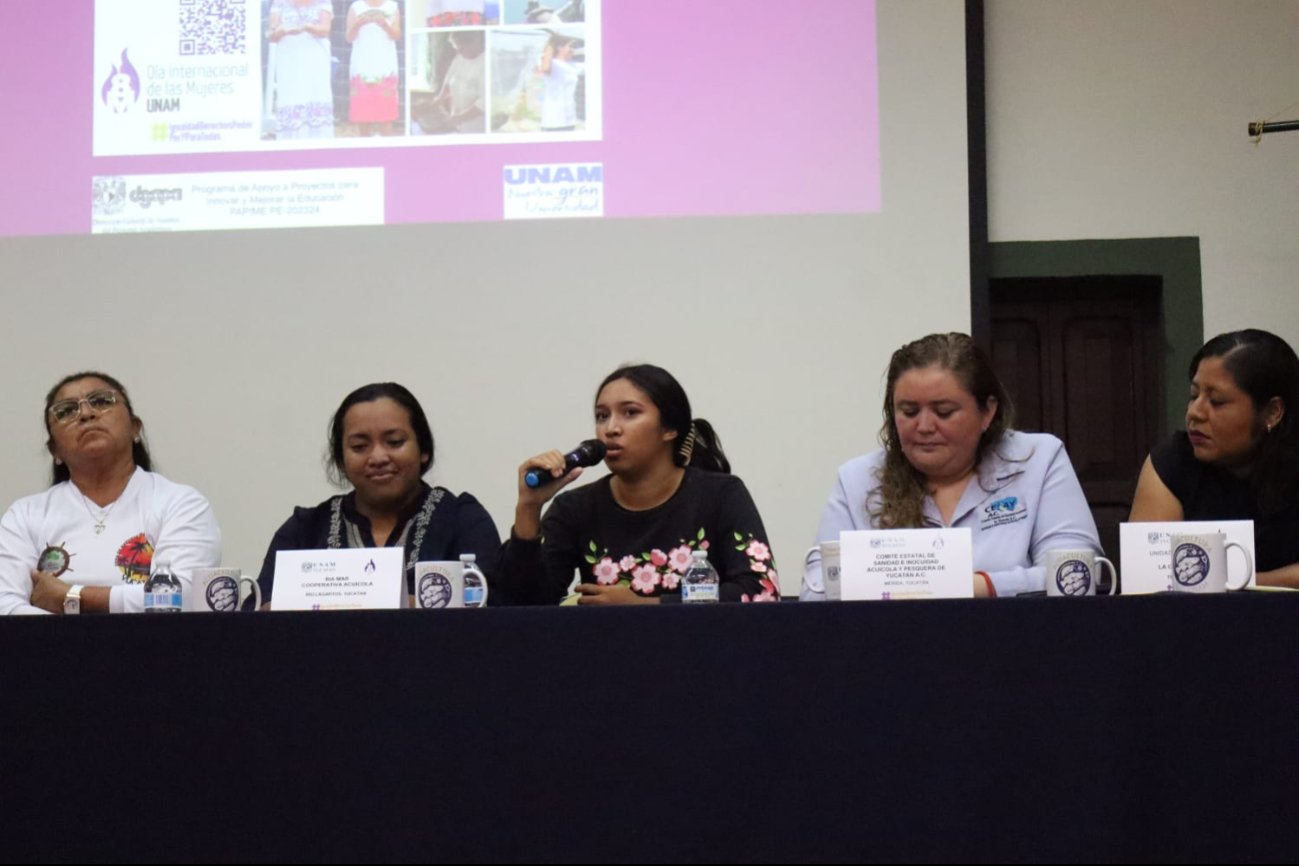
[540,57,579,129]
[0,469,222,614]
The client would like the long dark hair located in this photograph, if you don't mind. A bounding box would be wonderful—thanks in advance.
[44,371,152,485]
[1190,329,1299,513]
[326,383,435,487]
[875,333,1015,528]
[595,364,730,474]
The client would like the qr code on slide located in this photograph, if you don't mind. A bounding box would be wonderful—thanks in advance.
[178,0,246,56]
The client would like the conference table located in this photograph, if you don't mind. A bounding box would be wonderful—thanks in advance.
[3,593,1297,862]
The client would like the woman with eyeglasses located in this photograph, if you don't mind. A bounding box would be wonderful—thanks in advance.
[0,372,222,615]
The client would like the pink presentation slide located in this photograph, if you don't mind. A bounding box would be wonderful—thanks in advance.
[3,1,878,235]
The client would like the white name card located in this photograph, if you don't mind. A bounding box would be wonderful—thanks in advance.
[272,547,405,611]
[1119,520,1255,594]
[840,528,974,601]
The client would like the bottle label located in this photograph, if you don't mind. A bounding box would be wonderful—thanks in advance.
[682,581,719,603]
[463,586,485,607]
[144,592,182,612]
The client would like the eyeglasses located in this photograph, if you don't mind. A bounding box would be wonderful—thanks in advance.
[47,390,121,425]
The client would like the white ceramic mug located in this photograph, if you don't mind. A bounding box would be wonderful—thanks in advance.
[188,567,262,612]
[414,557,489,609]
[1043,549,1117,597]
[1169,532,1253,593]
[803,541,841,600]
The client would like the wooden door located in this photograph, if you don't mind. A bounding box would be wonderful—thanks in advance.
[990,277,1163,564]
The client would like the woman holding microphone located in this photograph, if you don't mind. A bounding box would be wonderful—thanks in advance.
[501,364,780,604]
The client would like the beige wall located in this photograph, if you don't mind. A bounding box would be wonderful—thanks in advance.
[986,0,1299,345]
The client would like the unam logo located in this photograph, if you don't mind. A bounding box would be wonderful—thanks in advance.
[92,177,127,216]
[504,164,603,184]
[101,49,141,114]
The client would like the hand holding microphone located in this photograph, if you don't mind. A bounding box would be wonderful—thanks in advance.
[524,439,606,488]
[515,440,607,537]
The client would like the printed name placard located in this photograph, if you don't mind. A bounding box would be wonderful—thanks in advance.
[1119,520,1255,594]
[840,528,974,601]
[272,547,405,611]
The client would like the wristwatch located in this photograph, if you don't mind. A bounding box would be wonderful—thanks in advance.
[63,584,83,615]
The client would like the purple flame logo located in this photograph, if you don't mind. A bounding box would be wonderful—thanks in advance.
[101,49,141,113]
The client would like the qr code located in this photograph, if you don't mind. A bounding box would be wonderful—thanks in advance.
[178,0,247,56]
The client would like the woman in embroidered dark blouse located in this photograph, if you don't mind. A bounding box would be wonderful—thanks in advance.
[257,383,503,606]
[501,364,780,604]
[1130,329,1299,586]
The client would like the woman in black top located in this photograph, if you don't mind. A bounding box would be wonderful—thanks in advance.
[257,383,502,606]
[1130,329,1299,585]
[502,364,779,604]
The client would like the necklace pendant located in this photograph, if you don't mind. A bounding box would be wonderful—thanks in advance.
[94,523,105,535]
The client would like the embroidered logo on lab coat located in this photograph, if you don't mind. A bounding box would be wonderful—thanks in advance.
[980,496,1027,529]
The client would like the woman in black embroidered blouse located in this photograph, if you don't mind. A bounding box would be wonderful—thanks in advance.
[501,364,780,604]
[256,383,502,606]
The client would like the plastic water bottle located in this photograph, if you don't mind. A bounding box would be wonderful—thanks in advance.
[144,559,182,613]
[681,549,719,604]
[461,553,487,608]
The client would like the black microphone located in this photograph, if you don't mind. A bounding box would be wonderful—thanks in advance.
[524,439,607,488]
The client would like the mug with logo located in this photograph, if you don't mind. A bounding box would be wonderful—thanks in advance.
[803,541,841,600]
[1043,549,1117,597]
[414,555,489,609]
[1169,532,1253,593]
[188,567,262,612]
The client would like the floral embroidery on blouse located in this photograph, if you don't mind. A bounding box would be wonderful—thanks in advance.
[582,527,780,601]
[736,532,780,602]
[584,528,713,596]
